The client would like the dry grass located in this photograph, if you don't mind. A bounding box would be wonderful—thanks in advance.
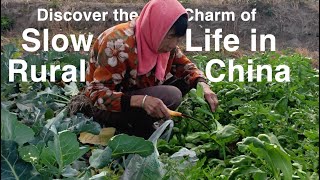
[3,0,314,15]
[2,0,318,68]
[295,48,319,69]
[2,0,319,5]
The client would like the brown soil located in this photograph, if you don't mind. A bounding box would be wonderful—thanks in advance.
[1,0,319,61]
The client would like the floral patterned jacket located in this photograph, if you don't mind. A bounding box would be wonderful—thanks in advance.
[85,18,206,112]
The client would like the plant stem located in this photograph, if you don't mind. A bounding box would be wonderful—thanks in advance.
[183,115,212,132]
[222,145,226,161]
[122,156,127,169]
[77,167,91,178]
[46,93,70,101]
[53,99,68,104]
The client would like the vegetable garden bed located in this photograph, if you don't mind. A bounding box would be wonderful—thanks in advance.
[1,44,319,179]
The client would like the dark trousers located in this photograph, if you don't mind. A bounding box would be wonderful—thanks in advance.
[93,77,191,139]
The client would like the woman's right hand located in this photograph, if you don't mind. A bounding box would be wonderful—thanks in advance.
[131,95,170,119]
[142,96,170,119]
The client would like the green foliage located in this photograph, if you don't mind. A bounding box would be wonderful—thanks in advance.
[1,44,152,179]
[1,109,35,146]
[46,128,89,173]
[1,44,318,179]
[18,144,41,164]
[238,134,293,179]
[1,16,14,32]
[160,52,319,179]
[17,126,90,177]
[1,140,39,179]
[89,147,112,169]
[108,134,154,157]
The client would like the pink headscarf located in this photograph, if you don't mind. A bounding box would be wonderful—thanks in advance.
[135,0,187,81]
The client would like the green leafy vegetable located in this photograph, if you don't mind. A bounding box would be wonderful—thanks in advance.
[1,109,35,145]
[1,140,38,180]
[108,134,154,157]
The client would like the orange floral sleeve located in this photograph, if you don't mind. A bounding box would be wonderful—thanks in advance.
[85,23,134,112]
[171,47,207,88]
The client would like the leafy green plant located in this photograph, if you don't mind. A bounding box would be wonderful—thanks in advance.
[1,16,14,32]
[161,51,319,179]
[1,140,41,179]
[1,44,319,179]
[237,134,293,180]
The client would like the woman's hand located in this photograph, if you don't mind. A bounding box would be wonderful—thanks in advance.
[131,95,170,119]
[143,96,171,119]
[199,82,219,112]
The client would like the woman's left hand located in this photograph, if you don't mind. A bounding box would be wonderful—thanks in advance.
[199,82,219,112]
